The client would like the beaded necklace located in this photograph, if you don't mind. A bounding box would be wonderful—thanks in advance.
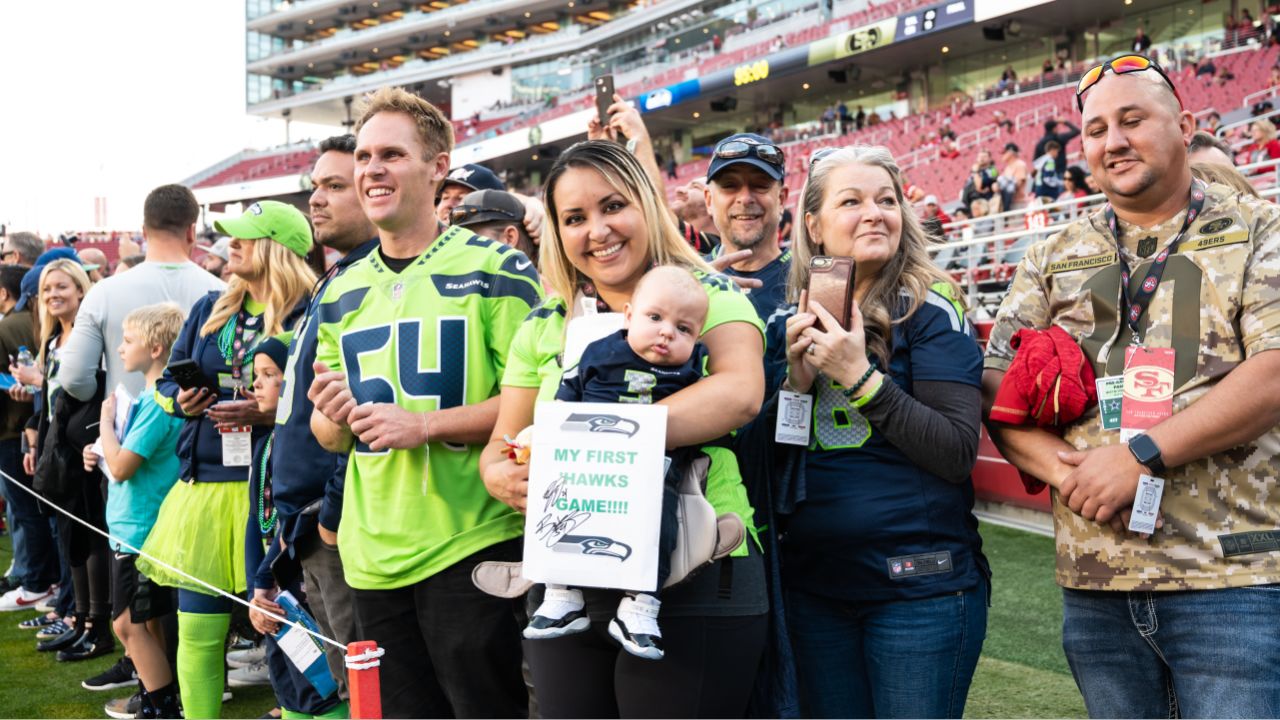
[215,309,260,388]
[256,434,276,534]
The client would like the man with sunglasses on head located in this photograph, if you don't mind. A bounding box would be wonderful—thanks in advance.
[982,54,1280,718]
[704,133,792,391]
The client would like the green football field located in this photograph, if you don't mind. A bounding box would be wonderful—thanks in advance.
[0,523,1083,718]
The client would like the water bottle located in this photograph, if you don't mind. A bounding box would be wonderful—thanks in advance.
[16,346,37,394]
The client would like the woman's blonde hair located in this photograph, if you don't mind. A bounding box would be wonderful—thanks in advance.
[1191,161,1260,198]
[1252,117,1277,141]
[788,145,964,369]
[200,239,316,338]
[540,140,714,309]
[36,259,92,368]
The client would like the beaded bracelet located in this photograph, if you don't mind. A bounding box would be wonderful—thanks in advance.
[841,365,878,399]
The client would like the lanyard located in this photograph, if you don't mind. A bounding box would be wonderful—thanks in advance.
[1102,181,1205,343]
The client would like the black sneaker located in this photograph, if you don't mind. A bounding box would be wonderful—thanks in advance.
[57,620,115,661]
[82,655,138,691]
[104,692,140,720]
[0,575,18,594]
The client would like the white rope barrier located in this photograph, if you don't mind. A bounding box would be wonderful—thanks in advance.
[0,469,347,652]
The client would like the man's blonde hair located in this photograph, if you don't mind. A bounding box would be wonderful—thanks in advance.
[124,303,185,356]
[354,86,454,159]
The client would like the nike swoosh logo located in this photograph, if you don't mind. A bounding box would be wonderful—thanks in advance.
[515,259,532,271]
[15,596,44,606]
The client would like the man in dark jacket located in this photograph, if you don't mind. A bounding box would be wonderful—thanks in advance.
[1034,117,1081,161]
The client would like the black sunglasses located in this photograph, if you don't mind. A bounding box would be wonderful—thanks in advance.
[713,140,785,167]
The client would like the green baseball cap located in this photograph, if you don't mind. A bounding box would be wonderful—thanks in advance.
[214,201,313,258]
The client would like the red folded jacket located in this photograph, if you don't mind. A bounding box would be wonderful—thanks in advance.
[989,325,1097,494]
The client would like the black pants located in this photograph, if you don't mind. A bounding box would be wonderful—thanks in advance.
[56,473,110,618]
[352,539,527,719]
[524,612,767,718]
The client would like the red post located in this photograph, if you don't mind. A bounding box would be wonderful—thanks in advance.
[345,640,383,719]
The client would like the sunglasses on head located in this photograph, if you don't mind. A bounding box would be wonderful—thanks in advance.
[449,204,519,225]
[713,139,784,167]
[1075,55,1183,112]
[809,147,838,168]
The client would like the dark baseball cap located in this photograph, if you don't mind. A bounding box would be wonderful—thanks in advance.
[450,190,527,229]
[707,133,785,183]
[439,164,505,195]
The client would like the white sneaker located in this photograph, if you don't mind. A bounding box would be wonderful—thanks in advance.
[0,586,54,612]
[608,594,664,660]
[523,587,589,639]
[228,658,271,687]
[226,642,267,668]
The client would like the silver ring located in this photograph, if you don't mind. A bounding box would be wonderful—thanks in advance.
[807,344,817,355]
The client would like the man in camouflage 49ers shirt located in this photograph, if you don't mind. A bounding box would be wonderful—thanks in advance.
[983,62,1280,717]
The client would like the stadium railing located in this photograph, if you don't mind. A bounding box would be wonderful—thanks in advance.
[930,157,1280,316]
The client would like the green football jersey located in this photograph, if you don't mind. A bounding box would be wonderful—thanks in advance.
[503,268,763,556]
[315,227,543,590]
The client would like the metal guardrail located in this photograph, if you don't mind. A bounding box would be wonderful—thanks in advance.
[930,159,1279,315]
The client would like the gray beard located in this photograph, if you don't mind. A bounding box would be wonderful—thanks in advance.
[726,227,768,251]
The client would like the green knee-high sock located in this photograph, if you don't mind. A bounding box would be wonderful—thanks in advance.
[176,611,231,720]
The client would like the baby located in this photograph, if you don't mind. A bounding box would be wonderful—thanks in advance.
[524,265,709,661]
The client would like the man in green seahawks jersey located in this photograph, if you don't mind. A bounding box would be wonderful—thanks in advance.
[308,87,541,718]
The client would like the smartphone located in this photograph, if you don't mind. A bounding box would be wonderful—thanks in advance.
[806,256,855,331]
[595,74,616,128]
[167,359,219,395]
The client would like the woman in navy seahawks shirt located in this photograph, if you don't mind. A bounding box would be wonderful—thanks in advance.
[781,145,989,719]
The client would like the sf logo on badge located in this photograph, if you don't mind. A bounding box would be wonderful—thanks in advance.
[1125,368,1173,400]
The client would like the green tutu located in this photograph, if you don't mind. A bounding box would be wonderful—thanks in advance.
[138,480,248,596]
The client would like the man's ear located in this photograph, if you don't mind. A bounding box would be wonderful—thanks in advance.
[501,225,520,250]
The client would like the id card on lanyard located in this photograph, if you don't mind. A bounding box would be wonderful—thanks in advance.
[217,310,260,467]
[1096,182,1204,435]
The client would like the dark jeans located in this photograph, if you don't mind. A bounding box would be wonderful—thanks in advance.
[298,530,359,701]
[0,438,58,592]
[787,581,988,719]
[1063,586,1280,718]
[352,539,527,719]
[524,613,767,718]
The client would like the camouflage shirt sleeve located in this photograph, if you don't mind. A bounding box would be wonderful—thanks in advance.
[1241,202,1280,357]
[984,238,1053,372]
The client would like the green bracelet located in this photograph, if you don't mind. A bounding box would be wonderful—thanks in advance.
[841,365,878,399]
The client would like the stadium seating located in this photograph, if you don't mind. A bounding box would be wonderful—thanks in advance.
[665,43,1280,211]
[192,148,319,189]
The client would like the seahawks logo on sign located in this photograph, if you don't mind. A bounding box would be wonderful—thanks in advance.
[553,535,632,561]
[561,413,639,438]
[1199,218,1233,235]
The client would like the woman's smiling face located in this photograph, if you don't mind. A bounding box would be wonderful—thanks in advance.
[552,166,651,296]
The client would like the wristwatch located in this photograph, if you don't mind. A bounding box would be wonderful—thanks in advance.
[1127,434,1166,476]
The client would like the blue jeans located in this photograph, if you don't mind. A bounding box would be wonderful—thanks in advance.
[1063,586,1280,718]
[0,438,59,592]
[787,581,988,718]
